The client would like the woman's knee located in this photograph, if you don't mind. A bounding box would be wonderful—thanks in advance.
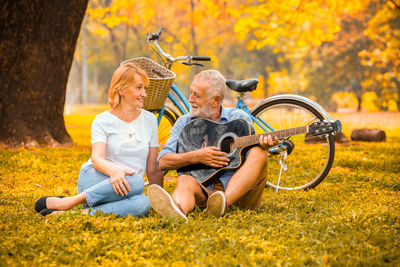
[77,165,109,192]
[125,174,145,195]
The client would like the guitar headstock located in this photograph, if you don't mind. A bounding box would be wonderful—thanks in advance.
[308,120,342,136]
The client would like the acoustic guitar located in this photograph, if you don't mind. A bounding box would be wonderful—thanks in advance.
[177,118,341,186]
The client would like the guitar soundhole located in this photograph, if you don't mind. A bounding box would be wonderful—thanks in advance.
[220,137,234,154]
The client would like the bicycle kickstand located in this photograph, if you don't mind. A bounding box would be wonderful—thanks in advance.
[276,149,288,192]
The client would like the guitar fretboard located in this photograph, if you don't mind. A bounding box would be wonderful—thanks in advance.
[233,126,308,148]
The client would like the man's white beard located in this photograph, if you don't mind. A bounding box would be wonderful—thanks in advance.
[190,102,214,119]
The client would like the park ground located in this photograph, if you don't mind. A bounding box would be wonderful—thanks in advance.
[0,110,399,265]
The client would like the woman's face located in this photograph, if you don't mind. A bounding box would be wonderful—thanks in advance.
[121,74,147,109]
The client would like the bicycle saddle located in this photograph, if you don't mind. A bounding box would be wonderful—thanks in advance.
[226,78,258,93]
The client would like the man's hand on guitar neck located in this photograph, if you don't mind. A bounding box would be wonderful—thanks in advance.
[259,135,279,150]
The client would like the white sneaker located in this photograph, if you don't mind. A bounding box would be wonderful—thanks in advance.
[148,184,188,221]
[203,191,226,217]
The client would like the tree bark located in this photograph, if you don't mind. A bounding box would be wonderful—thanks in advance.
[190,0,199,57]
[107,27,123,67]
[394,79,400,111]
[0,0,89,147]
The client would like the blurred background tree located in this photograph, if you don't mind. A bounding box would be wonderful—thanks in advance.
[67,0,400,112]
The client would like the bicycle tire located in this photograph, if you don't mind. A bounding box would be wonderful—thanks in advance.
[251,98,335,190]
[156,105,179,150]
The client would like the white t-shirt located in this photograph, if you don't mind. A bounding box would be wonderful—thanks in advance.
[82,110,158,179]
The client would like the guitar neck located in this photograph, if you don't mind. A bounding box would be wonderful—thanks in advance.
[234,125,308,148]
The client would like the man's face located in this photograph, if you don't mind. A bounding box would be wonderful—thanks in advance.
[188,78,214,118]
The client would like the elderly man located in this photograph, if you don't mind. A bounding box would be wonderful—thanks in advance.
[148,70,277,221]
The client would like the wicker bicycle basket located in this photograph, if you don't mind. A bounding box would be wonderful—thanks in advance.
[121,57,176,110]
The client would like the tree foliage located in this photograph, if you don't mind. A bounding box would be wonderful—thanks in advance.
[359,0,400,110]
[233,0,365,50]
[232,0,399,109]
[69,0,399,111]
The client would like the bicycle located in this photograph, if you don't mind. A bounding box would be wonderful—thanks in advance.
[123,28,337,191]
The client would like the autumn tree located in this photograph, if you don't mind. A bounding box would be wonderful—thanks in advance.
[305,8,375,109]
[232,0,371,105]
[359,0,400,110]
[0,0,89,147]
[86,0,268,95]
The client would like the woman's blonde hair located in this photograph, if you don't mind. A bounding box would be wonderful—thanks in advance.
[108,63,149,108]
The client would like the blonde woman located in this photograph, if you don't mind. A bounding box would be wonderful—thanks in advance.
[35,63,163,217]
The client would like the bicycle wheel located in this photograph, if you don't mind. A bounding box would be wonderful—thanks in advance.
[251,98,335,190]
[155,105,179,150]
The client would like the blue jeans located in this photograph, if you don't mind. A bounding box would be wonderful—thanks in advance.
[77,164,151,217]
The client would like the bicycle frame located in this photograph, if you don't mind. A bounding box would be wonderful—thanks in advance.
[156,84,189,125]
[235,96,275,133]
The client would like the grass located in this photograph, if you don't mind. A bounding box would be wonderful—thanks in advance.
[1,111,399,265]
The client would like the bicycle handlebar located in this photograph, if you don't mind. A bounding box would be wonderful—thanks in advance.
[147,27,162,41]
[192,56,211,61]
[147,28,211,66]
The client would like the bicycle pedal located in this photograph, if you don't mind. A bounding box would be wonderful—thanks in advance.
[279,151,288,171]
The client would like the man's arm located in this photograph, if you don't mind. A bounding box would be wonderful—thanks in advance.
[159,147,230,171]
[146,147,164,187]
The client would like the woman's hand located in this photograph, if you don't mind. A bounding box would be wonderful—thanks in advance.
[91,143,135,196]
[109,168,135,196]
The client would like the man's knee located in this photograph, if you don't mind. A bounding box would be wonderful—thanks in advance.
[246,146,268,171]
[176,175,201,191]
[248,146,268,161]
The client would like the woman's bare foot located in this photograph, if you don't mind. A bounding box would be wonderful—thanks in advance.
[46,197,74,210]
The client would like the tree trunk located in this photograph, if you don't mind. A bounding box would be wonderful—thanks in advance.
[0,0,89,147]
[107,27,123,67]
[356,95,362,112]
[190,0,199,57]
[394,79,400,111]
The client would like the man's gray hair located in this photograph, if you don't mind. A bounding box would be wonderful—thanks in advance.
[193,69,226,101]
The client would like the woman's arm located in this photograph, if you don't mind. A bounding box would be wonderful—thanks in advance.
[146,147,164,187]
[91,142,134,196]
